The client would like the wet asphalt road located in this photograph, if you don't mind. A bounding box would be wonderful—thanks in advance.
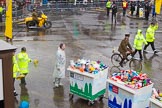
[2,9,162,108]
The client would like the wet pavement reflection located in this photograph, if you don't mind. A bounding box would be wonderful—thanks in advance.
[5,9,162,108]
[53,86,65,108]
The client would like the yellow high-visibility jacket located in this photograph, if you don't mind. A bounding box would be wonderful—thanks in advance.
[146,24,158,42]
[134,29,147,50]
[106,1,111,8]
[13,55,20,78]
[17,52,31,74]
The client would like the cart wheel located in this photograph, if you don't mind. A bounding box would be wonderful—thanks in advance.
[98,95,104,101]
[69,94,74,100]
[88,101,94,106]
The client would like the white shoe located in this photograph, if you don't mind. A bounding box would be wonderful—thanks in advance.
[59,83,63,86]
[55,83,59,87]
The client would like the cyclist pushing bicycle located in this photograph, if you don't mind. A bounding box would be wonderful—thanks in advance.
[118,34,134,67]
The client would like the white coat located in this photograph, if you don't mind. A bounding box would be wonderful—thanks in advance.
[53,47,66,79]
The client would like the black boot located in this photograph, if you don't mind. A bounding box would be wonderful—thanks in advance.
[21,77,26,85]
[119,58,125,67]
[14,91,18,96]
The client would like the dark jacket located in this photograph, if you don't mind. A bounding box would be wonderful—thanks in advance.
[118,39,132,54]
[111,3,117,14]
[130,2,135,11]
[32,11,38,20]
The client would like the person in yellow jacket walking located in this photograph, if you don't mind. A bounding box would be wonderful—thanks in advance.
[132,29,147,60]
[17,47,32,85]
[106,0,112,16]
[13,51,20,96]
[143,22,158,53]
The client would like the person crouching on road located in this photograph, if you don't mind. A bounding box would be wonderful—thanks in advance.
[132,29,147,60]
[53,43,66,88]
[17,47,32,85]
[118,34,133,67]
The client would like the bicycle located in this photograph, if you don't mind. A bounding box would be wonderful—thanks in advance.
[109,51,142,77]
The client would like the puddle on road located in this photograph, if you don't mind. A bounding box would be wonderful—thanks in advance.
[129,21,149,29]
[10,21,119,41]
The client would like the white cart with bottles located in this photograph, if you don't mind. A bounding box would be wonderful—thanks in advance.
[107,79,154,108]
[68,67,108,105]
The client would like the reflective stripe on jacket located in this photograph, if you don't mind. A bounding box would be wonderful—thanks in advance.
[146,24,158,42]
[134,29,147,50]
[17,52,31,74]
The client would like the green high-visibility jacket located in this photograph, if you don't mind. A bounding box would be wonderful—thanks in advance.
[134,29,147,50]
[106,1,111,8]
[146,24,158,42]
[0,7,3,13]
[13,55,20,78]
[17,52,31,74]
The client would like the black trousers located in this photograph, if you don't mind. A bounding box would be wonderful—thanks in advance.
[107,8,110,16]
[0,13,2,22]
[131,10,134,16]
[123,8,126,16]
[111,13,116,23]
[13,78,15,91]
[133,49,142,59]
[145,11,149,20]
[21,73,28,84]
[144,41,155,51]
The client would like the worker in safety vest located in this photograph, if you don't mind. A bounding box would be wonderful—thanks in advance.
[132,29,147,60]
[17,47,32,85]
[143,22,159,53]
[0,5,3,22]
[106,0,112,16]
[13,51,20,96]
[122,0,128,16]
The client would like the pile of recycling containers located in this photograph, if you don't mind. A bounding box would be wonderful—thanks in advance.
[108,70,162,108]
[67,59,162,107]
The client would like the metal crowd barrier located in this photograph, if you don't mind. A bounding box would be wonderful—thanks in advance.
[6,1,146,20]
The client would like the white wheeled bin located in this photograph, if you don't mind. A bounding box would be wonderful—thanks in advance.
[107,79,153,108]
[67,67,108,105]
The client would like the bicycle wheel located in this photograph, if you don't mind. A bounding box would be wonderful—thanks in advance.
[111,53,122,66]
[129,59,142,72]
[109,66,120,77]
